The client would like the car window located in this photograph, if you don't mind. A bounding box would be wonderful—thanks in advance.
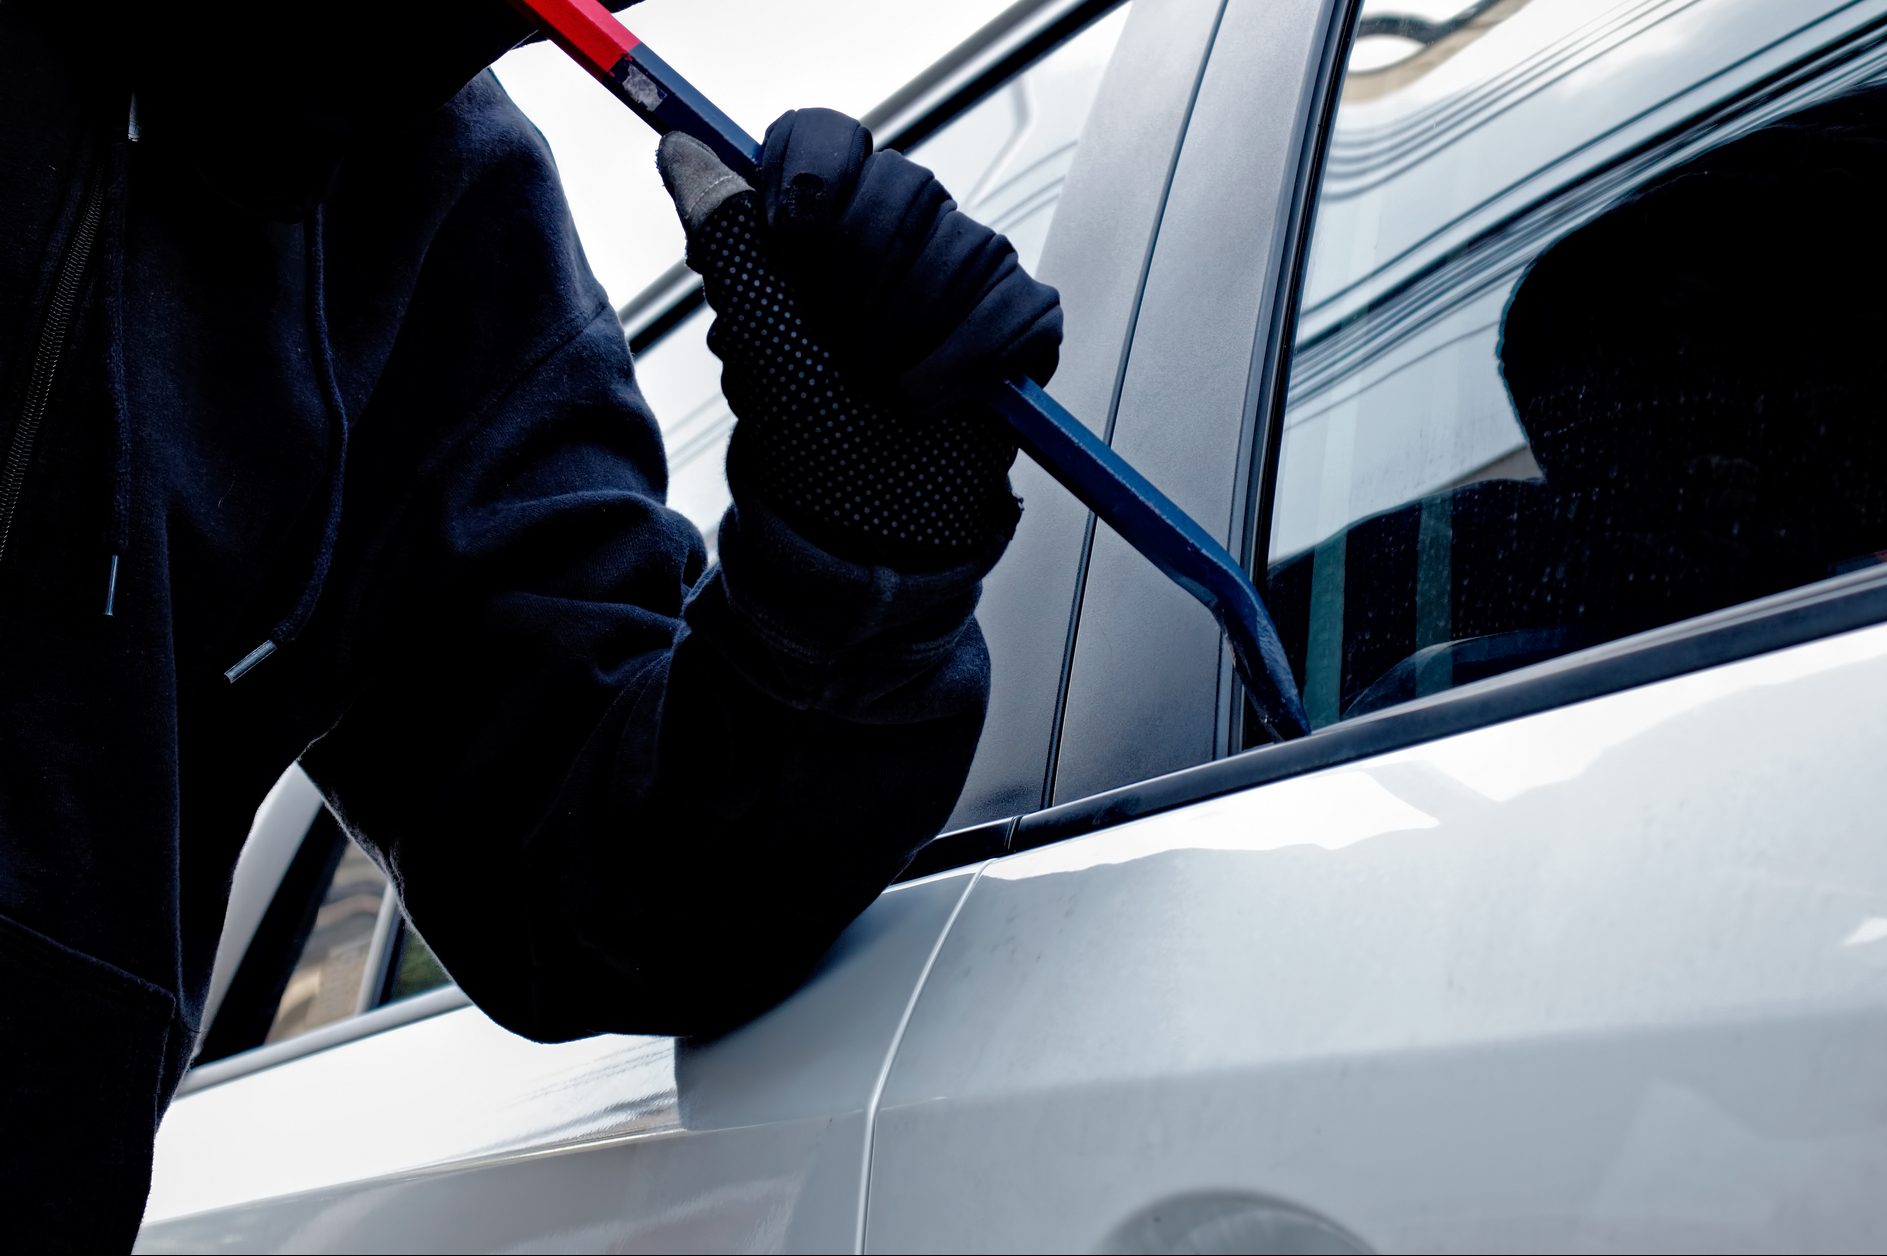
[265,837,388,1042]
[1263,0,1887,730]
[263,834,455,1050]
[193,809,398,1065]
[633,2,1133,551]
[385,926,450,1003]
[214,817,450,1060]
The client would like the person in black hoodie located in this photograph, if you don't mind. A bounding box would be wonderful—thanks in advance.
[1,3,1060,1247]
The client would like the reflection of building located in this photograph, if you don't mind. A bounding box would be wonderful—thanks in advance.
[1345,0,1530,97]
[265,841,384,1042]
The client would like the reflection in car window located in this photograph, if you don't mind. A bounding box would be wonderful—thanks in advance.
[633,3,1133,551]
[1265,0,1887,730]
[265,839,387,1042]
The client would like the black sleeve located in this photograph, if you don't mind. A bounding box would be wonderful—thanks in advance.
[295,84,996,1042]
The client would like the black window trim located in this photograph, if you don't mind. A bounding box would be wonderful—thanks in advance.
[1013,563,1887,853]
[1224,0,1360,756]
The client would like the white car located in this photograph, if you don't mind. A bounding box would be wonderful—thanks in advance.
[140,0,1887,1250]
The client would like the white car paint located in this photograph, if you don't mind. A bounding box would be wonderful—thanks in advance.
[139,865,977,1251]
[869,623,1887,1253]
[199,768,325,1036]
[144,614,1887,1252]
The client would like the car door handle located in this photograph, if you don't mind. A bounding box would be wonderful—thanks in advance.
[504,0,1311,742]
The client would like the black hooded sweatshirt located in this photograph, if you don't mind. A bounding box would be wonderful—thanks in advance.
[1,4,1002,1246]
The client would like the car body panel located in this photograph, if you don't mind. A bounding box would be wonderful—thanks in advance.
[198,768,326,1035]
[139,865,978,1252]
[869,621,1887,1253]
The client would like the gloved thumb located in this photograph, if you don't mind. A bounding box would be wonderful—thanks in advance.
[657,132,753,235]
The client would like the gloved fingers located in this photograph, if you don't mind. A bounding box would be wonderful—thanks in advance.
[880,216,1018,380]
[688,188,1022,564]
[759,108,874,240]
[819,148,957,316]
[696,106,1063,417]
[899,288,1064,405]
[830,179,1062,408]
[657,132,754,236]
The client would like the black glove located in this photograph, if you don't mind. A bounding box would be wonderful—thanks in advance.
[657,109,1063,568]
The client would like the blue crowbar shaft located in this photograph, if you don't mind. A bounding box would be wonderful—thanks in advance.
[505,0,1310,742]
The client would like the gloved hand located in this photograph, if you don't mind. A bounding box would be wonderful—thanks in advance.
[656,109,1063,568]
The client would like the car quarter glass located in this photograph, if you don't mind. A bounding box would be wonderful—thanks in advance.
[263,838,388,1043]
[1265,0,1887,730]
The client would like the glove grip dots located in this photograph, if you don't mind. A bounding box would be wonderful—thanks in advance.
[695,191,1020,567]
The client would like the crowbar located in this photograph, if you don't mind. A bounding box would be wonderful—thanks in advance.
[503,0,1310,741]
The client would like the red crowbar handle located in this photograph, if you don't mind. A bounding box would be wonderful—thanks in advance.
[503,0,1310,742]
[506,0,761,174]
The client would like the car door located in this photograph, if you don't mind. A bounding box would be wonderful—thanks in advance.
[865,0,1887,1250]
[135,1,1218,1249]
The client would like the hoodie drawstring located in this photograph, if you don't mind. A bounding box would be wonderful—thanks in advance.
[101,99,350,681]
[101,113,133,616]
[224,203,351,682]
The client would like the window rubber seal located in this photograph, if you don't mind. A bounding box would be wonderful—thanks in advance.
[1226,0,1362,755]
[1046,0,1236,807]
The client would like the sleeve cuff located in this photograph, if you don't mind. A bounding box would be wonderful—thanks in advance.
[682,485,1002,720]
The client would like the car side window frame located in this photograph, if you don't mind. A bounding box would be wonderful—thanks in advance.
[999,0,1887,854]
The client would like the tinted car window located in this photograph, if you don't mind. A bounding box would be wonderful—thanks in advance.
[1265,0,1887,729]
[633,3,1133,551]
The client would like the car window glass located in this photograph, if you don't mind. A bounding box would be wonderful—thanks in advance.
[385,926,450,1003]
[265,838,387,1043]
[1264,0,1887,730]
[633,3,1133,552]
[241,827,449,1052]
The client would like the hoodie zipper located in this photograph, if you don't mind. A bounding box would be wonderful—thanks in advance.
[0,164,105,567]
